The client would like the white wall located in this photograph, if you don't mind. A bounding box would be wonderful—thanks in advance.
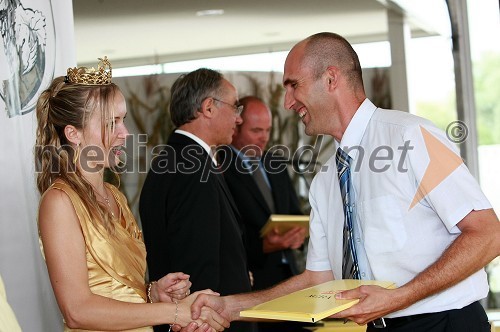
[0,0,75,330]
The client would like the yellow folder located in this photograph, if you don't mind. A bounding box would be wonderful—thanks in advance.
[260,214,309,237]
[240,279,396,323]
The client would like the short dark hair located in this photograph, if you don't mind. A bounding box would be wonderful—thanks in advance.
[169,68,224,127]
[303,32,363,89]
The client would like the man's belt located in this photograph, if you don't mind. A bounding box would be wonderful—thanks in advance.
[370,312,435,328]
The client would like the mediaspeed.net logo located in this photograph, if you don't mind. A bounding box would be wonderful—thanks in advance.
[409,123,466,210]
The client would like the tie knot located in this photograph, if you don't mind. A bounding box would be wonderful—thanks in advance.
[336,148,351,172]
[242,157,262,171]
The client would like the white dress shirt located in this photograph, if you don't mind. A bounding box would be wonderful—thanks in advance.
[306,98,491,317]
[175,129,218,166]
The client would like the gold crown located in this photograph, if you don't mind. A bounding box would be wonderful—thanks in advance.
[66,57,112,85]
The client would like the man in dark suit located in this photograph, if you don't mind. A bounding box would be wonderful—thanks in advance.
[139,69,255,332]
[219,96,308,332]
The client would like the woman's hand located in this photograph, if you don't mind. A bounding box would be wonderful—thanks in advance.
[153,272,192,303]
[175,290,229,331]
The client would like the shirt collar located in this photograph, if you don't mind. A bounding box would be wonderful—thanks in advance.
[230,147,272,180]
[230,145,255,161]
[229,145,262,167]
[337,98,377,160]
[175,129,218,165]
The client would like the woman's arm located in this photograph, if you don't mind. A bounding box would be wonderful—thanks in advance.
[39,189,225,331]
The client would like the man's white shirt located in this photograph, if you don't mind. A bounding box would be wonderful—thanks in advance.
[306,99,491,317]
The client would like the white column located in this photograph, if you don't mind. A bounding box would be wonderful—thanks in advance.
[387,9,411,113]
[447,0,479,179]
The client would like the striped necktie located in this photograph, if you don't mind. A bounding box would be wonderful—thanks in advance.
[252,159,276,213]
[336,148,360,279]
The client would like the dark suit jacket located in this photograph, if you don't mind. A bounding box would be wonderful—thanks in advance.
[218,146,303,290]
[139,133,253,332]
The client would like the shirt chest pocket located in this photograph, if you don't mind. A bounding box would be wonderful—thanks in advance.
[358,195,407,254]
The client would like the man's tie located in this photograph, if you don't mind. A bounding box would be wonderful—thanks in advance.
[251,159,276,213]
[251,159,298,273]
[336,148,360,279]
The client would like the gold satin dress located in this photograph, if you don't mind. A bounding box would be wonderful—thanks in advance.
[42,181,153,332]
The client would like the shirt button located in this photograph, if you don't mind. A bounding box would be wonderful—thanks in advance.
[361,272,366,277]
[356,237,361,243]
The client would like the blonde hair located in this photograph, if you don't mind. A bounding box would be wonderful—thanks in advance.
[35,76,122,232]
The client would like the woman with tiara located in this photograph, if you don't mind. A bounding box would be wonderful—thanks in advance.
[35,57,228,332]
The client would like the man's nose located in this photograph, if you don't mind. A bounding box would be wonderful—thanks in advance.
[284,90,295,110]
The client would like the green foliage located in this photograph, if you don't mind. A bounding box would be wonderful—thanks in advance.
[414,52,500,146]
[474,52,500,145]
[414,97,456,132]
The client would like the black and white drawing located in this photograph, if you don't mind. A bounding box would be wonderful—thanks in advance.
[0,0,55,118]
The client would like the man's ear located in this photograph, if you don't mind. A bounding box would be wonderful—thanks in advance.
[200,97,215,118]
[64,125,81,145]
[325,66,340,89]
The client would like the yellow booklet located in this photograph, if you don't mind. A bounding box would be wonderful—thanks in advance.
[240,279,396,323]
[260,214,309,237]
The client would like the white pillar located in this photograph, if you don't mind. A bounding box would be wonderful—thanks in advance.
[387,8,412,113]
[447,0,479,179]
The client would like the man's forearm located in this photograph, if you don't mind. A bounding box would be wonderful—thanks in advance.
[227,269,333,320]
[396,209,500,310]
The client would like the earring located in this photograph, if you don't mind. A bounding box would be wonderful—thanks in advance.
[73,143,80,164]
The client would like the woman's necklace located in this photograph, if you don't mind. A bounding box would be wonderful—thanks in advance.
[92,185,116,219]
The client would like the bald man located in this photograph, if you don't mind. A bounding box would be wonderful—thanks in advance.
[183,32,499,332]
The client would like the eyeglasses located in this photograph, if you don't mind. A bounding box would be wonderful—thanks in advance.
[212,97,243,116]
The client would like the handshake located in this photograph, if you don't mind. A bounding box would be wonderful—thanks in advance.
[155,272,236,332]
